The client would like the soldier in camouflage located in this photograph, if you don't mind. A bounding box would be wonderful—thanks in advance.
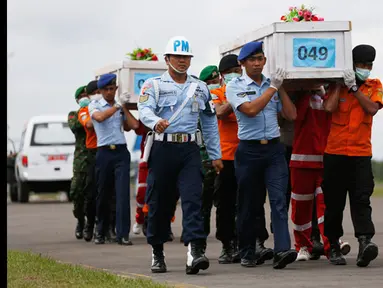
[68,85,89,240]
[198,121,216,236]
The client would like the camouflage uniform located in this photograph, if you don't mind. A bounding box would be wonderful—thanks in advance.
[68,110,88,223]
[198,121,216,236]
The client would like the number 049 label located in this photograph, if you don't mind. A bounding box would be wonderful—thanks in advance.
[293,38,336,68]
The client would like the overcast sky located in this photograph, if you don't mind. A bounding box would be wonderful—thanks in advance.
[7,0,383,159]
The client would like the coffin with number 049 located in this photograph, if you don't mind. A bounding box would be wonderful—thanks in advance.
[94,59,167,105]
[219,21,353,81]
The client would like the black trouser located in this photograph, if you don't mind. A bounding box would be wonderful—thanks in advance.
[323,154,375,241]
[214,160,237,245]
[84,149,97,226]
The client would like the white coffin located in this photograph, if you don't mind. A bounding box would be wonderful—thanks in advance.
[219,21,353,80]
[94,59,167,104]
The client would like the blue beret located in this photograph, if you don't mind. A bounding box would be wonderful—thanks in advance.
[238,41,264,61]
[97,73,117,89]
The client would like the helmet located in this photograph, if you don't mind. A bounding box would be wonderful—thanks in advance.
[164,36,194,57]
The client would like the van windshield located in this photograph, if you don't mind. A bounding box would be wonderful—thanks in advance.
[31,122,75,146]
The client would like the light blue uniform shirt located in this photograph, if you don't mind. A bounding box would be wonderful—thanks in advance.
[88,98,127,147]
[226,72,282,141]
[137,71,222,160]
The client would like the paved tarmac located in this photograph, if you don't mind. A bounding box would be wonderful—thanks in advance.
[7,194,383,288]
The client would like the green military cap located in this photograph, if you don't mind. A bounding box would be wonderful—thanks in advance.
[74,85,87,100]
[199,65,219,82]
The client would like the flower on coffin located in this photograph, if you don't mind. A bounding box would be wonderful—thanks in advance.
[126,48,159,61]
[280,4,324,22]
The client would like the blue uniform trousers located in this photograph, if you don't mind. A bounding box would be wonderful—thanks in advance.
[146,141,206,246]
[235,140,291,260]
[95,145,131,240]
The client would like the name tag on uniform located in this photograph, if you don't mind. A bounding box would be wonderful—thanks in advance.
[237,91,256,98]
[191,100,199,113]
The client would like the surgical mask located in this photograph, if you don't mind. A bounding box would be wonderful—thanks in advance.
[208,83,221,90]
[78,97,90,107]
[168,61,188,74]
[223,73,241,84]
[90,94,102,101]
[355,68,371,81]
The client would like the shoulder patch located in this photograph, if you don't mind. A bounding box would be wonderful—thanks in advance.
[139,94,149,103]
[236,92,247,98]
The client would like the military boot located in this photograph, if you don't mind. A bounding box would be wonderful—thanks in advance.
[231,239,241,263]
[273,249,297,269]
[255,239,274,265]
[218,242,234,264]
[75,219,84,240]
[186,241,210,275]
[356,236,378,267]
[328,241,347,265]
[83,220,95,242]
[151,244,167,273]
[311,238,324,260]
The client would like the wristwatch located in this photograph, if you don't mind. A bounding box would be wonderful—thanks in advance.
[349,85,359,93]
[113,102,121,109]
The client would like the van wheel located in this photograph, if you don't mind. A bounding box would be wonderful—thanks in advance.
[17,181,30,203]
[10,184,18,202]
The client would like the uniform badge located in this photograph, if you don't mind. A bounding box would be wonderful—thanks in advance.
[236,92,247,98]
[273,95,278,101]
[81,115,87,121]
[139,94,149,103]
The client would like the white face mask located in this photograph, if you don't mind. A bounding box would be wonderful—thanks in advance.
[90,94,102,101]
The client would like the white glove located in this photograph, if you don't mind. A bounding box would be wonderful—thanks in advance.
[270,68,285,91]
[119,92,131,104]
[343,69,356,89]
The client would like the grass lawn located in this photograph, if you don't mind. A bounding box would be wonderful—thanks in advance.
[7,250,172,288]
[373,184,383,197]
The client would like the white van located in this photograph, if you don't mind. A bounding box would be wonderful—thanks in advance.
[14,115,75,203]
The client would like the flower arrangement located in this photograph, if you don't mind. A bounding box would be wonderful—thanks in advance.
[126,48,158,61]
[281,5,324,22]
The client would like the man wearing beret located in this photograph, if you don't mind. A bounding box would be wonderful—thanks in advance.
[226,41,298,269]
[322,44,382,266]
[68,85,89,240]
[88,73,139,246]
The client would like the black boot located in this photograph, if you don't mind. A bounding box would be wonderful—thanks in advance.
[167,228,175,242]
[328,242,346,265]
[356,236,378,267]
[75,219,84,240]
[231,239,241,263]
[218,243,233,264]
[273,249,297,269]
[83,221,94,242]
[186,241,209,275]
[311,238,324,260]
[151,245,167,273]
[94,233,105,245]
[255,239,274,265]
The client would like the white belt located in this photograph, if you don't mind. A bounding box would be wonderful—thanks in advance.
[154,133,196,143]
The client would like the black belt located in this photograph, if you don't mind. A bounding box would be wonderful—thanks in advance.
[98,144,126,150]
[242,137,280,145]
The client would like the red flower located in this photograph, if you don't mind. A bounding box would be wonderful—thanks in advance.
[311,15,319,21]
[281,15,286,21]
[144,48,149,54]
[136,53,142,59]
[151,55,158,61]
[293,17,299,22]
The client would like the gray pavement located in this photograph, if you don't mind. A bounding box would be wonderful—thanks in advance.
[7,196,383,288]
